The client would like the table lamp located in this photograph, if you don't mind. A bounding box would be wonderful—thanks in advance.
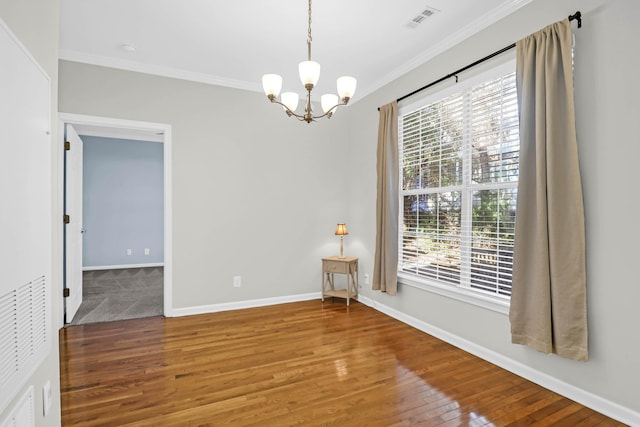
[335,223,348,258]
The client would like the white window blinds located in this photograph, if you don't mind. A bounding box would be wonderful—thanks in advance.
[399,70,519,298]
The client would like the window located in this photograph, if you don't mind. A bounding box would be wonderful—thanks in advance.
[399,65,519,302]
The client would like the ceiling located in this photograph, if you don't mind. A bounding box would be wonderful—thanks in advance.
[59,0,532,103]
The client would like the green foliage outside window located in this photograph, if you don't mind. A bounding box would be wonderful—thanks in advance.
[400,71,519,297]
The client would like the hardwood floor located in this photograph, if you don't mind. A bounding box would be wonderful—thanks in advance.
[60,300,624,426]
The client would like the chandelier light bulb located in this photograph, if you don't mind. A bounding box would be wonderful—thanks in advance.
[321,94,339,114]
[262,74,283,98]
[299,61,321,88]
[281,92,300,112]
[337,76,357,101]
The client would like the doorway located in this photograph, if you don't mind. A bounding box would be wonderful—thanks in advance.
[58,113,173,327]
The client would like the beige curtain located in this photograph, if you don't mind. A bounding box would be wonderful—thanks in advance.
[510,19,588,361]
[372,101,399,295]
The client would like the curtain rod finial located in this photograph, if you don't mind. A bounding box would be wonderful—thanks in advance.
[569,11,582,28]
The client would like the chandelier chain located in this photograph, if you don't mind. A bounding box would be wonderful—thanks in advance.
[307,0,312,61]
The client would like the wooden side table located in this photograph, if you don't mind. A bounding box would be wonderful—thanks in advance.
[321,256,358,306]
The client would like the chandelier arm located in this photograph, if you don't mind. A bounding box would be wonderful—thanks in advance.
[310,101,348,120]
[268,97,352,122]
[268,98,310,122]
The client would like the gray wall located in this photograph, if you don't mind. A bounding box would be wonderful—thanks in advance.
[59,63,351,309]
[57,0,640,421]
[82,136,164,267]
[347,0,640,418]
[0,0,61,426]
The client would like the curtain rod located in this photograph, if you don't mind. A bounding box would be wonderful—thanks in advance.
[379,11,582,110]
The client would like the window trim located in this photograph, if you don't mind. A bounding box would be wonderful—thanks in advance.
[397,57,517,313]
[398,272,510,315]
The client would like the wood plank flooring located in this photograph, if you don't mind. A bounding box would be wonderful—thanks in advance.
[59,300,625,426]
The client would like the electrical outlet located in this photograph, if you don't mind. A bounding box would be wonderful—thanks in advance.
[144,248,150,255]
[364,274,370,285]
[233,276,242,287]
[126,248,132,256]
[42,380,52,416]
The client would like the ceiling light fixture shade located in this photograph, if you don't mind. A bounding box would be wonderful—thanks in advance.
[321,94,339,114]
[299,61,321,87]
[261,0,356,123]
[337,76,357,101]
[281,92,299,112]
[262,74,283,98]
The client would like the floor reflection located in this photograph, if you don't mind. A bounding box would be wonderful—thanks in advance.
[394,363,496,426]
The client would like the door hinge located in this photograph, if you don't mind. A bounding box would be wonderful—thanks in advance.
[63,214,70,224]
[64,141,70,151]
[63,288,70,298]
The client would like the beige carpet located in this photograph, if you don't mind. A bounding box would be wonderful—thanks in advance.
[69,267,163,325]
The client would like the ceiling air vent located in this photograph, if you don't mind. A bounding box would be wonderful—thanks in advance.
[406,5,440,29]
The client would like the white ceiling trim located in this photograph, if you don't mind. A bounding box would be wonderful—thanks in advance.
[360,0,534,102]
[59,48,263,93]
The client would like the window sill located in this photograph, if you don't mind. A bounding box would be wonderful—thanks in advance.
[398,272,510,315]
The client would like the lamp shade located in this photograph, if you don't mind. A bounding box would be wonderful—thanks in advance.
[335,223,348,236]
[299,61,321,87]
[281,92,299,112]
[337,76,357,100]
[262,74,282,97]
[321,94,339,114]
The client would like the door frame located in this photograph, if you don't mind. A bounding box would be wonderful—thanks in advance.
[57,113,173,327]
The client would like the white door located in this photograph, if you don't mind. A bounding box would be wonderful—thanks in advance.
[64,124,83,322]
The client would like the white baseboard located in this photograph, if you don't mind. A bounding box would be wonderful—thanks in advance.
[162,291,638,424]
[168,292,322,318]
[357,295,640,426]
[83,263,164,271]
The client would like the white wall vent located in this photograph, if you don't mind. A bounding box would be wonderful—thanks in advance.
[406,5,440,29]
[0,386,35,427]
[0,278,48,398]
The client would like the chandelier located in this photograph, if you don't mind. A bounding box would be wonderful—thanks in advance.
[261,0,357,123]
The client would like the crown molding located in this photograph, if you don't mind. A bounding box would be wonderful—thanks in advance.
[358,0,534,101]
[59,49,263,93]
